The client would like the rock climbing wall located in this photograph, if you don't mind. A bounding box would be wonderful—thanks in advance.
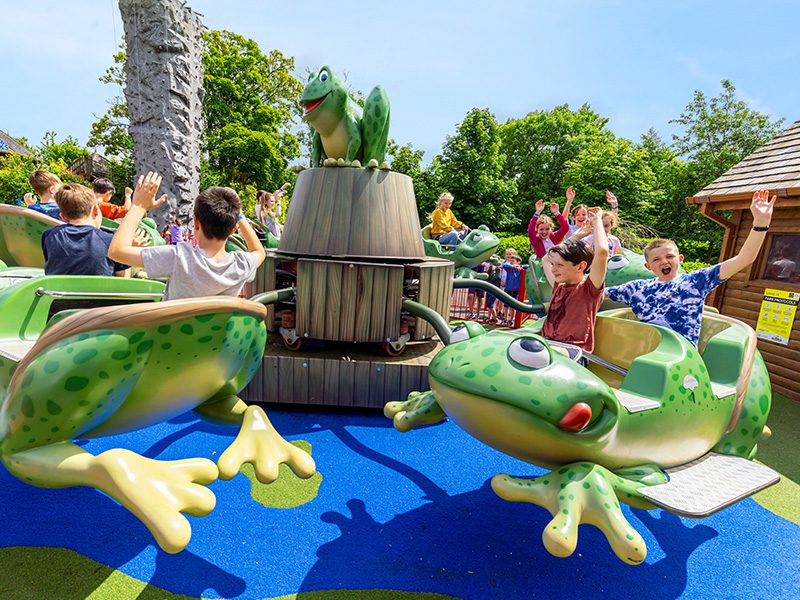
[119,0,205,229]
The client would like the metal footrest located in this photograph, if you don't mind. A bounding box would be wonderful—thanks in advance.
[639,452,779,517]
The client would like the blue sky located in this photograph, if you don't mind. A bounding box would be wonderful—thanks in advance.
[1,0,798,162]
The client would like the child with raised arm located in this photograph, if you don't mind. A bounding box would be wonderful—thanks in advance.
[575,192,622,255]
[109,172,266,301]
[541,207,609,353]
[431,192,470,247]
[605,190,776,348]
[24,170,62,220]
[527,187,573,258]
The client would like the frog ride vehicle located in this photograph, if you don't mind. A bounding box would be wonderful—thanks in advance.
[421,224,500,279]
[385,310,779,564]
[0,275,315,553]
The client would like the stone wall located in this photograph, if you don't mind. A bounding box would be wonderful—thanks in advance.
[119,0,205,229]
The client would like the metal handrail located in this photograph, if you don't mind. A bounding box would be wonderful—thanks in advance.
[35,288,164,299]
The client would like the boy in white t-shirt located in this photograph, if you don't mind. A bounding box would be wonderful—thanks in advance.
[109,171,266,300]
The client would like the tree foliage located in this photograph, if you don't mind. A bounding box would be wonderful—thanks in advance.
[500,104,612,225]
[670,79,785,185]
[435,108,517,230]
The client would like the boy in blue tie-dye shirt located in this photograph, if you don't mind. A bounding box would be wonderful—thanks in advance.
[606,190,776,347]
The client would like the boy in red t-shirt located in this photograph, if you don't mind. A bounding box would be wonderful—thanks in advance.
[541,207,608,353]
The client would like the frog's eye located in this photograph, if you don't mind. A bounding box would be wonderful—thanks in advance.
[607,255,629,270]
[449,322,485,344]
[472,232,482,241]
[319,71,329,82]
[450,324,471,344]
[508,338,550,369]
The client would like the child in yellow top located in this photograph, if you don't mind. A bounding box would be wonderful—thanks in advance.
[431,192,470,247]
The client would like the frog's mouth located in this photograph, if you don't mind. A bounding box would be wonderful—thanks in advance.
[301,92,330,116]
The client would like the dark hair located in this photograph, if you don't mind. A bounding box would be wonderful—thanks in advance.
[92,178,115,195]
[194,186,241,240]
[548,239,595,270]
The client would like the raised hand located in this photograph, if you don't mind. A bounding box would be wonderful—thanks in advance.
[750,190,776,227]
[535,199,545,215]
[550,201,561,215]
[566,186,576,203]
[132,172,168,212]
[124,186,133,199]
[606,191,618,208]
[572,218,594,240]
[23,192,35,205]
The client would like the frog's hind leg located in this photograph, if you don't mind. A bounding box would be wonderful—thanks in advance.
[194,394,316,483]
[361,85,390,166]
[492,463,658,565]
[2,441,218,553]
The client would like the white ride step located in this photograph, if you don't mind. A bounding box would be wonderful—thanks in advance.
[615,389,661,413]
[639,452,780,517]
[0,339,37,362]
[710,382,737,399]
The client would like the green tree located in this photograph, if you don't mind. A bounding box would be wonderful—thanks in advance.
[500,104,612,229]
[37,131,88,167]
[563,136,662,224]
[670,79,785,185]
[436,108,517,230]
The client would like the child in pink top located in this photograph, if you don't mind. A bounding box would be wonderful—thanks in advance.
[527,186,574,258]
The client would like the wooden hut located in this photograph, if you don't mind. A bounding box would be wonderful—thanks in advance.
[687,120,800,400]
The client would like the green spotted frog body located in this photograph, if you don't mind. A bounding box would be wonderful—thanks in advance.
[300,66,390,168]
[385,315,772,564]
[0,299,315,553]
[422,225,500,279]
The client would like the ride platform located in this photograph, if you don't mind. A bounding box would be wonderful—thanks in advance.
[241,332,443,408]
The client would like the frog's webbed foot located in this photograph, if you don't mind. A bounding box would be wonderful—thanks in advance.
[384,390,445,432]
[323,157,338,167]
[217,404,316,483]
[492,462,659,565]
[94,450,218,553]
[366,159,379,169]
[290,165,306,174]
[350,159,362,168]
[379,161,391,171]
[3,443,217,554]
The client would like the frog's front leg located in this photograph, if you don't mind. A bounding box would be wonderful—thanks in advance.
[2,442,217,553]
[194,395,316,482]
[310,129,324,167]
[345,119,362,166]
[384,390,446,432]
[491,463,664,565]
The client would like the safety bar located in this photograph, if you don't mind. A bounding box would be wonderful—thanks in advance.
[35,288,164,299]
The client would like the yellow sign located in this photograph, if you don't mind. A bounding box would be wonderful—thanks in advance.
[756,288,799,345]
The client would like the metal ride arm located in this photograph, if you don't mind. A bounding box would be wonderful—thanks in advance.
[546,339,629,376]
[249,287,295,306]
[401,298,451,345]
[35,288,164,300]
[452,279,546,315]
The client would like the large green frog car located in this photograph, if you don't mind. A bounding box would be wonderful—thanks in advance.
[0,282,315,553]
[385,311,779,564]
[299,65,390,168]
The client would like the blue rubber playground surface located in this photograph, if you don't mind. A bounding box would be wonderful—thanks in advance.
[1,408,798,599]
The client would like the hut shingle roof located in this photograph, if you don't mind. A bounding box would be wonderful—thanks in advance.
[0,130,33,156]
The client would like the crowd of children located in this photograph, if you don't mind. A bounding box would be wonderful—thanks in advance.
[18,169,778,355]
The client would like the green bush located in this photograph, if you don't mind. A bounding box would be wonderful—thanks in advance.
[682,260,712,272]
[496,234,532,264]
[0,154,88,204]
